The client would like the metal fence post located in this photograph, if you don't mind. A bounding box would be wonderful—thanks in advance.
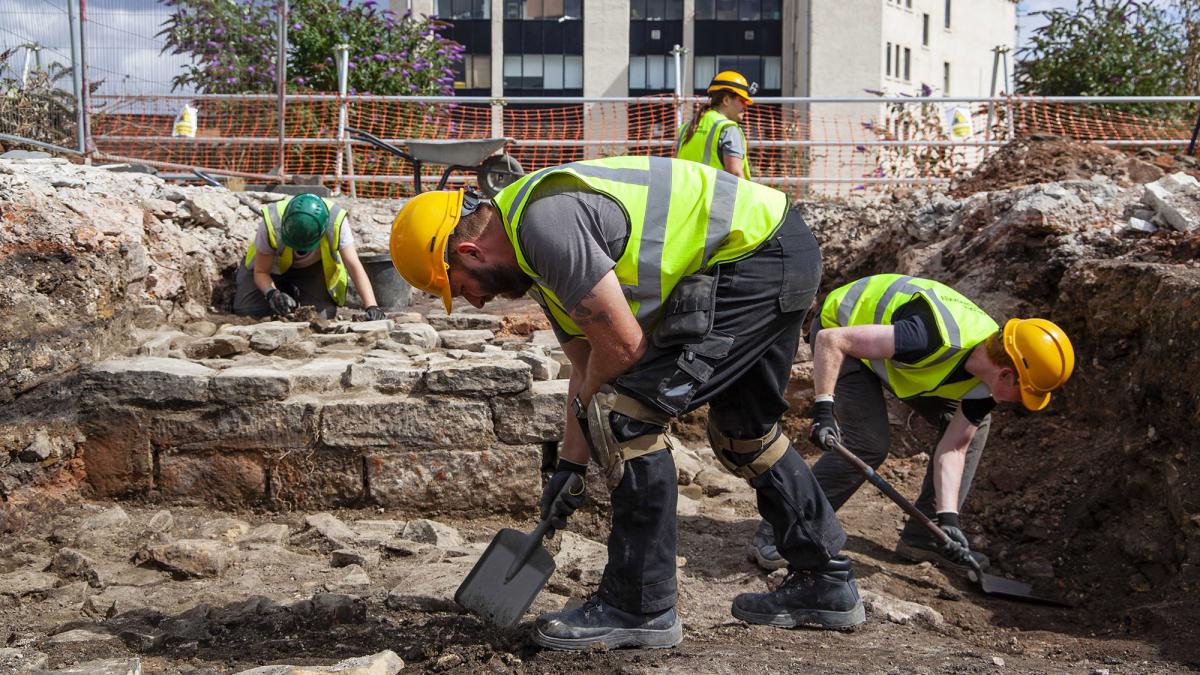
[276,0,288,181]
[671,44,686,134]
[334,44,355,197]
[67,0,86,154]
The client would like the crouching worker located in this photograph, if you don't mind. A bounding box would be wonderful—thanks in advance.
[233,193,386,320]
[389,156,865,651]
[749,274,1075,573]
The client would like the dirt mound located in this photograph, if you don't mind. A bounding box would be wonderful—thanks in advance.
[951,135,1200,197]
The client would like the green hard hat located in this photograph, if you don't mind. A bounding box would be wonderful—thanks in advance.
[280,194,329,251]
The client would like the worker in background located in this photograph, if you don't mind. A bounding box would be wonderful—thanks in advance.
[675,70,756,178]
[233,193,386,321]
[389,156,864,651]
[749,274,1075,574]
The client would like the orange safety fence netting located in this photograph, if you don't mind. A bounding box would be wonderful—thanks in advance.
[87,95,1200,198]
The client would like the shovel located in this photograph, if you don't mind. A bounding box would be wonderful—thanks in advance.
[455,472,584,626]
[824,437,1070,606]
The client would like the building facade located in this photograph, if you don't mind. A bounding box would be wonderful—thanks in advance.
[397,0,1016,99]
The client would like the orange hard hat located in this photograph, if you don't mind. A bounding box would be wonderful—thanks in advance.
[389,189,469,314]
[1003,318,1075,411]
[708,70,757,105]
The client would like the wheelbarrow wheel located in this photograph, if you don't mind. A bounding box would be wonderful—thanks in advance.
[477,154,525,198]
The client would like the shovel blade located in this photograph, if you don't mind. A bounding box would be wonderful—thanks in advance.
[970,570,1072,607]
[455,528,556,627]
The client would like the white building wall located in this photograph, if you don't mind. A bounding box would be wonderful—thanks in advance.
[881,0,1016,96]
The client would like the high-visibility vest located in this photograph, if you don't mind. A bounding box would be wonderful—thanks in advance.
[492,155,788,338]
[242,197,350,306]
[675,108,752,178]
[820,274,1000,400]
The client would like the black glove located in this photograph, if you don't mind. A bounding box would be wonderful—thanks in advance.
[265,287,298,316]
[807,399,842,450]
[936,512,973,565]
[540,458,587,531]
[358,305,386,322]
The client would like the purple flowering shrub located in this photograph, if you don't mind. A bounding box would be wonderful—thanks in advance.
[157,0,464,96]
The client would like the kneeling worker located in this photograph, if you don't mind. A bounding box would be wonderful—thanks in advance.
[234,193,386,320]
[750,274,1075,572]
[389,156,864,650]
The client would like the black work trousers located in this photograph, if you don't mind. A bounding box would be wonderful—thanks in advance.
[233,263,338,319]
[598,208,846,615]
[808,354,991,537]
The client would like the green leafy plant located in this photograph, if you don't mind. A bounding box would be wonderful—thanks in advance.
[157,0,464,95]
[1016,0,1195,118]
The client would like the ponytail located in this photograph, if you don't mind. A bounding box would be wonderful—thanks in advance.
[681,91,734,144]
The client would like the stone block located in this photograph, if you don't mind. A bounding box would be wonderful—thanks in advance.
[273,340,318,360]
[291,358,352,392]
[268,449,363,509]
[210,367,293,403]
[386,560,477,612]
[424,359,531,396]
[426,313,504,332]
[321,397,494,449]
[367,445,539,513]
[157,451,267,505]
[390,323,439,349]
[491,379,568,444]
[346,359,423,394]
[311,333,361,347]
[220,321,309,352]
[238,523,290,547]
[150,401,318,451]
[136,330,188,357]
[80,411,153,496]
[530,330,558,347]
[139,539,234,578]
[183,335,250,359]
[554,531,607,585]
[88,357,215,405]
[400,519,463,548]
[348,319,394,334]
[436,329,494,351]
[513,350,561,381]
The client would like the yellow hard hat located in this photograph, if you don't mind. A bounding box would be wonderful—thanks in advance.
[389,189,467,313]
[708,70,757,105]
[1003,318,1075,411]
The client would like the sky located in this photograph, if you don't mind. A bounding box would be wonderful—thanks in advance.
[0,0,1076,97]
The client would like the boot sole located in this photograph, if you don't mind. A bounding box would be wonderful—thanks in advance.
[531,621,684,651]
[731,602,866,630]
[895,540,989,573]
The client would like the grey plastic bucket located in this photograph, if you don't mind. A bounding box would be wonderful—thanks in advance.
[359,254,411,312]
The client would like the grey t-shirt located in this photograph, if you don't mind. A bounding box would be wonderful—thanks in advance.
[517,175,630,336]
[718,125,746,162]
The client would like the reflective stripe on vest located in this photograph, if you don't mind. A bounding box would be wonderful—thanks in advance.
[493,155,788,338]
[242,197,350,306]
[675,109,752,178]
[819,274,1000,400]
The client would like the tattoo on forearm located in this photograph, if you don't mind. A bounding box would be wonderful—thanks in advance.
[573,290,614,328]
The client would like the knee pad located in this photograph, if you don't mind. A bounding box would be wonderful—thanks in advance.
[586,390,674,491]
[708,419,790,481]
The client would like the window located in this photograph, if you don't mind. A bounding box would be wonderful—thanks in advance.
[694,55,780,91]
[905,0,912,7]
[895,44,901,76]
[434,0,489,19]
[695,0,781,21]
[631,0,683,20]
[629,55,677,91]
[903,47,911,81]
[505,0,582,20]
[943,61,950,94]
[922,13,929,45]
[503,53,582,90]
[453,54,492,90]
[886,41,892,77]
[944,0,951,29]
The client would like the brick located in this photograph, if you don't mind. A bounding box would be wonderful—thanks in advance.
[320,397,493,449]
[424,359,531,396]
[79,411,152,496]
[268,449,363,509]
[491,379,568,444]
[367,445,539,513]
[157,451,267,505]
[149,401,318,451]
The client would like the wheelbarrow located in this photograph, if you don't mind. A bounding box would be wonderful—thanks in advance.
[346,126,525,198]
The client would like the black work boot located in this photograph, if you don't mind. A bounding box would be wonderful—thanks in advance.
[895,533,990,572]
[731,555,866,629]
[532,596,683,651]
[747,519,788,571]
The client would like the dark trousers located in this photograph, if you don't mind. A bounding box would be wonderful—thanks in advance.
[233,263,338,319]
[808,356,990,538]
[598,209,845,615]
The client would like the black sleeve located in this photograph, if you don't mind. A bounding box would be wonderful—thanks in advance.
[960,398,996,427]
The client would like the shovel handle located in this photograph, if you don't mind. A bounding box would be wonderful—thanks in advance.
[504,472,584,581]
[824,437,986,577]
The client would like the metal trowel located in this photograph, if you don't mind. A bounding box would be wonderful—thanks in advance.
[455,472,584,626]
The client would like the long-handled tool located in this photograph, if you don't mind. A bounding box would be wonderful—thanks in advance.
[455,472,584,626]
[825,437,1070,606]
